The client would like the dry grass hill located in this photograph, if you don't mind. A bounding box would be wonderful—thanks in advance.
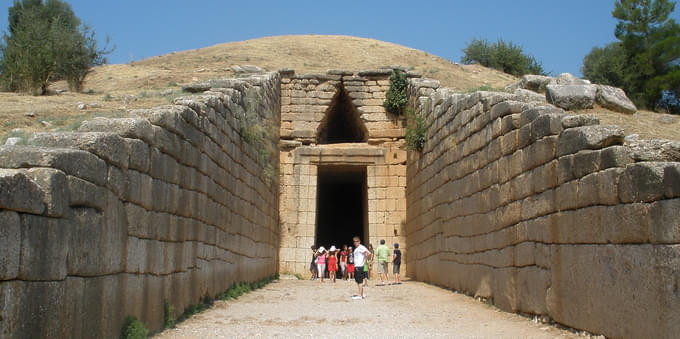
[1,35,678,142]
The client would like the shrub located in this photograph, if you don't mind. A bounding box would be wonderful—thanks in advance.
[163,300,175,329]
[384,70,408,115]
[120,316,148,339]
[405,108,426,152]
[461,38,546,76]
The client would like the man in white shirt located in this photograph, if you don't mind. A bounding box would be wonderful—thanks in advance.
[352,236,372,300]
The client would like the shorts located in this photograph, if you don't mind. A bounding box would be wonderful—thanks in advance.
[378,261,388,274]
[393,264,401,274]
[348,264,355,273]
[354,267,366,284]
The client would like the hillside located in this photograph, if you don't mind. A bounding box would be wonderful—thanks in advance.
[1,35,678,141]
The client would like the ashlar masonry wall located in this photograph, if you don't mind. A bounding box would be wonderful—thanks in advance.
[405,78,680,339]
[0,73,281,338]
[278,69,410,275]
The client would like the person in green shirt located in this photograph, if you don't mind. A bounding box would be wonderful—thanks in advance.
[375,239,391,285]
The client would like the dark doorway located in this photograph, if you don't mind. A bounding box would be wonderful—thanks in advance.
[317,88,368,144]
[315,166,368,249]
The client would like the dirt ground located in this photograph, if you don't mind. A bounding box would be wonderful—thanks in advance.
[154,276,594,339]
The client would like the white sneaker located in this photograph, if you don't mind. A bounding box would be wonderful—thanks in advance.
[352,295,362,300]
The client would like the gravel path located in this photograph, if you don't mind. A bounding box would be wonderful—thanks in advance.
[155,276,585,339]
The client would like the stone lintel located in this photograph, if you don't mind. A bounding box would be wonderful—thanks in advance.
[294,144,385,164]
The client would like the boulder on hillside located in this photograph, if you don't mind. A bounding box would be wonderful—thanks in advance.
[595,85,637,114]
[507,72,637,114]
[505,75,552,93]
[546,84,597,110]
[231,65,263,73]
[512,88,547,103]
[550,73,591,86]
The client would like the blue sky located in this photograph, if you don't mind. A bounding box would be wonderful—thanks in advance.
[1,1,679,77]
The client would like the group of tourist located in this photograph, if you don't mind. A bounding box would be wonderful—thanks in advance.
[310,237,402,300]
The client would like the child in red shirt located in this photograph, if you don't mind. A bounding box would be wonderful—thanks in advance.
[347,247,355,279]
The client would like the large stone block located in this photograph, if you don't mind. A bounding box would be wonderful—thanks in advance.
[78,117,154,143]
[578,168,622,206]
[523,136,557,171]
[19,214,68,280]
[557,125,624,157]
[23,168,69,217]
[618,162,667,203]
[546,84,597,110]
[0,211,20,280]
[649,198,680,243]
[572,150,600,179]
[600,145,633,169]
[493,267,518,312]
[516,266,549,315]
[531,113,565,140]
[548,244,680,339]
[29,132,131,169]
[551,208,601,244]
[68,175,108,212]
[0,169,45,214]
[665,163,680,198]
[106,165,128,198]
[556,154,574,185]
[0,280,73,338]
[595,84,637,114]
[0,146,107,185]
[126,138,151,172]
[67,202,126,276]
[561,114,600,129]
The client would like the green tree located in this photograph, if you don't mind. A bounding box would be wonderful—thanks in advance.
[0,0,111,94]
[461,38,547,77]
[612,0,680,109]
[581,42,628,87]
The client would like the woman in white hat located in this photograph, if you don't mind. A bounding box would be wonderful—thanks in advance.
[316,246,327,282]
[328,246,338,283]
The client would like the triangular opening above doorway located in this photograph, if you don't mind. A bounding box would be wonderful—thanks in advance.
[317,87,368,144]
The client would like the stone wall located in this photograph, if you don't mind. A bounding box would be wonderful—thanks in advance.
[405,78,680,339]
[278,70,409,275]
[0,73,281,338]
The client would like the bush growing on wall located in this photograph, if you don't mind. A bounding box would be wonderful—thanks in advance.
[384,70,408,115]
[405,108,426,152]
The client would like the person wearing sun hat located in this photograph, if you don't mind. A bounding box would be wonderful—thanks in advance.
[328,245,338,282]
[317,246,327,282]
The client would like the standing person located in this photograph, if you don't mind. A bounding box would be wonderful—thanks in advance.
[352,236,371,300]
[375,239,390,285]
[317,247,327,282]
[392,243,402,284]
[310,245,318,280]
[365,243,374,286]
[340,245,349,280]
[328,246,338,283]
[347,247,355,280]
